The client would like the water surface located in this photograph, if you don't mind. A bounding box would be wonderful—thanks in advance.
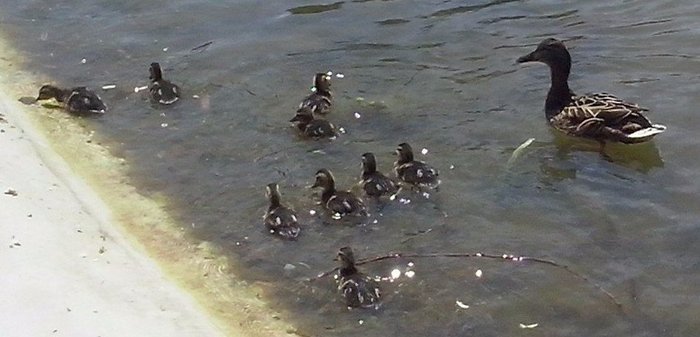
[2,1,700,336]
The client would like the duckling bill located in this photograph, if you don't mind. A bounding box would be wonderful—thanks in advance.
[298,73,332,115]
[517,38,666,145]
[264,183,301,239]
[149,62,180,105]
[312,169,367,217]
[336,247,381,309]
[36,85,106,114]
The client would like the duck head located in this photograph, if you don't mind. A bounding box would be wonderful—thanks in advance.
[311,168,336,191]
[361,152,377,175]
[149,62,164,82]
[517,38,571,71]
[313,72,332,95]
[395,143,414,165]
[37,85,65,101]
[336,246,356,269]
[265,183,281,207]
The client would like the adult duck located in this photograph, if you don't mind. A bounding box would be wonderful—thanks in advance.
[336,247,381,309]
[263,183,301,240]
[36,85,107,114]
[517,38,666,147]
[394,143,440,189]
[312,169,367,217]
[359,152,398,197]
[149,62,180,105]
[298,72,332,115]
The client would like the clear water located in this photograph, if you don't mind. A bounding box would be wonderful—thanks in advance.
[2,1,700,336]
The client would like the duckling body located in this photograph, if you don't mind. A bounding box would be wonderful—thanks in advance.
[298,73,332,115]
[312,169,367,217]
[360,153,398,197]
[290,109,337,139]
[264,183,301,240]
[394,143,440,189]
[336,247,381,309]
[149,62,180,105]
[37,85,106,114]
[517,38,666,144]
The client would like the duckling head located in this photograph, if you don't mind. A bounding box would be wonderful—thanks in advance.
[517,38,571,70]
[37,85,64,101]
[395,143,414,164]
[336,246,356,269]
[149,62,164,82]
[361,152,377,174]
[265,183,281,206]
[313,73,332,94]
[311,168,335,190]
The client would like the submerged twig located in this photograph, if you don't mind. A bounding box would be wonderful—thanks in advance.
[310,251,621,308]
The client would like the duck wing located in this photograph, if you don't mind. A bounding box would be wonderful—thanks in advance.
[338,273,381,308]
[67,87,106,114]
[361,173,398,197]
[150,80,180,105]
[304,119,336,138]
[264,206,301,239]
[298,93,332,114]
[327,192,366,215]
[396,161,440,187]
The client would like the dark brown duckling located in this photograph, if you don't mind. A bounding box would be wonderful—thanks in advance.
[312,169,367,217]
[394,143,440,189]
[290,108,337,139]
[263,183,301,240]
[336,246,381,309]
[516,38,666,147]
[298,72,332,115]
[149,62,180,105]
[37,85,107,114]
[360,152,398,197]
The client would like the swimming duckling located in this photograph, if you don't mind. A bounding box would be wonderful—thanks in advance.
[36,85,107,114]
[298,73,332,115]
[336,246,381,309]
[394,143,440,189]
[263,183,301,240]
[517,38,666,147]
[290,108,337,139]
[360,152,398,197]
[149,62,180,105]
[312,169,367,217]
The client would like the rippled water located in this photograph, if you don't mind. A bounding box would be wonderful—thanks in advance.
[2,1,700,336]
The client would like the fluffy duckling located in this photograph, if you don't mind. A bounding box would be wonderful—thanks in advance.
[290,108,337,139]
[298,73,332,115]
[264,183,301,240]
[517,38,666,147]
[394,143,440,189]
[36,85,106,114]
[312,169,367,217]
[149,62,180,105]
[336,247,381,309]
[360,152,398,197]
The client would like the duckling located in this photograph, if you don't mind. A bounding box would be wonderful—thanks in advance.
[517,38,666,148]
[149,62,180,105]
[264,183,301,240]
[290,108,337,139]
[394,143,440,189]
[360,152,398,197]
[298,73,332,115]
[312,169,367,217]
[336,246,381,309]
[36,85,106,114]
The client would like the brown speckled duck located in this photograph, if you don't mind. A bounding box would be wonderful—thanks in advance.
[290,108,337,139]
[517,38,666,148]
[36,85,107,114]
[298,73,332,115]
[312,169,367,217]
[264,183,301,240]
[336,247,381,309]
[394,143,440,189]
[360,152,398,197]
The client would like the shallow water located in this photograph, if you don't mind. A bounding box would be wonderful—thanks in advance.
[2,0,700,336]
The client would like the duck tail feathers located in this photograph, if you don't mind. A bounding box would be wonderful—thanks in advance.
[627,124,667,139]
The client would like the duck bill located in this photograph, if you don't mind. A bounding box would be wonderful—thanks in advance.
[310,180,321,188]
[517,51,537,63]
